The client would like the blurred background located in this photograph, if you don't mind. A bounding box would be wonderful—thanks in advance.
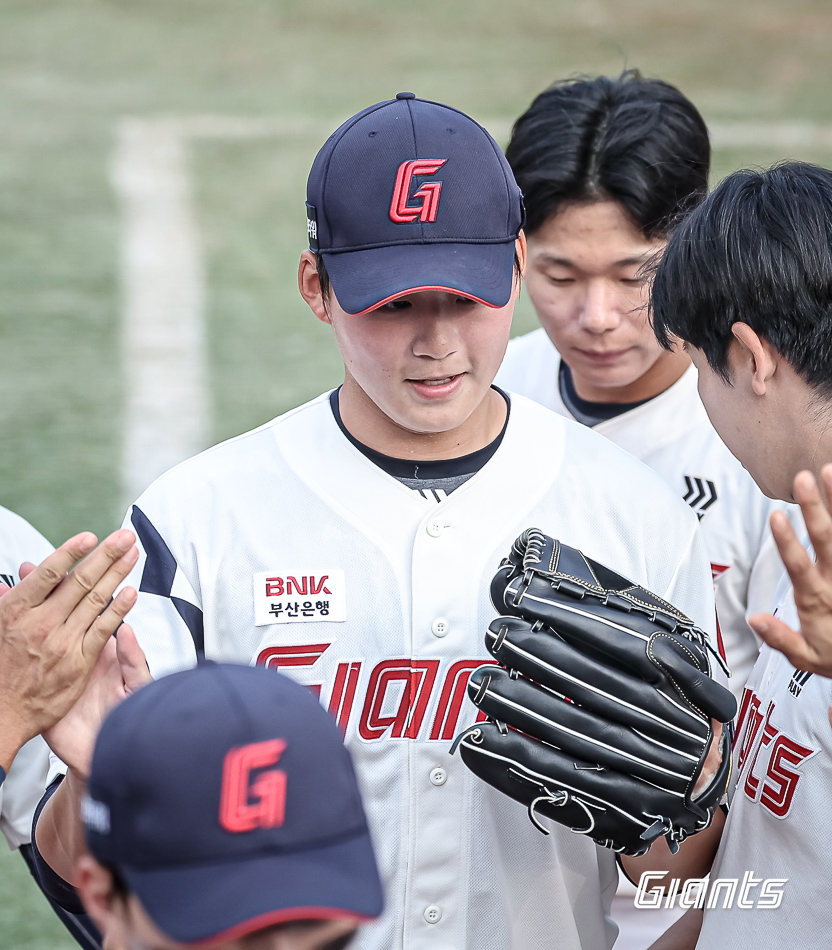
[1,0,831,944]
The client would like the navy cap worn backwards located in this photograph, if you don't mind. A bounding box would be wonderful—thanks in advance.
[306,92,524,314]
[83,663,383,947]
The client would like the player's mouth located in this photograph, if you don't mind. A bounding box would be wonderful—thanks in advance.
[575,347,631,365]
[407,373,464,399]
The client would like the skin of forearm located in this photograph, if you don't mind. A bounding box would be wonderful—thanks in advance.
[620,808,725,889]
[34,769,88,884]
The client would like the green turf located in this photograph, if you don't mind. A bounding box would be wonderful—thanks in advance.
[0,846,76,949]
[3,0,832,942]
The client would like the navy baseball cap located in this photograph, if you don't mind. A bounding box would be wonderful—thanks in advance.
[306,92,524,314]
[82,663,383,946]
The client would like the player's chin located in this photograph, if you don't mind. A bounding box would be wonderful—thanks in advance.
[396,390,481,434]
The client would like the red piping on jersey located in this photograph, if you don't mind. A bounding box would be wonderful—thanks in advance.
[183,908,371,947]
[350,286,501,315]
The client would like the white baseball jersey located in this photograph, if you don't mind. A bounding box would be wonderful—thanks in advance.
[697,577,832,948]
[0,504,53,850]
[496,328,797,696]
[122,391,717,950]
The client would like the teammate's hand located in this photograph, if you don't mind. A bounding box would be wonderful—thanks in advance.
[0,530,138,771]
[44,623,151,778]
[748,465,832,678]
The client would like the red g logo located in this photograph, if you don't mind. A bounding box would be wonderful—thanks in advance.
[389,159,447,223]
[219,739,287,833]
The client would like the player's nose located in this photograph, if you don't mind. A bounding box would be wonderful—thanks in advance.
[411,306,459,359]
[578,280,621,333]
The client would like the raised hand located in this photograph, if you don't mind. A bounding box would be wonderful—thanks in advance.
[0,530,138,771]
[749,464,832,677]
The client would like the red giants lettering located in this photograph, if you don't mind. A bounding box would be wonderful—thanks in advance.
[359,660,440,740]
[389,160,447,224]
[329,661,363,736]
[430,658,496,740]
[265,576,331,597]
[219,739,287,833]
[256,643,330,698]
[734,688,818,818]
[255,646,493,740]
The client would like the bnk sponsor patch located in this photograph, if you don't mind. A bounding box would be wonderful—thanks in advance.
[253,570,346,625]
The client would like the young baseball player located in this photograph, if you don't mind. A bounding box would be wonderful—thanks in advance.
[35,93,725,950]
[74,661,383,950]
[647,161,832,949]
[496,72,797,698]
[0,509,137,949]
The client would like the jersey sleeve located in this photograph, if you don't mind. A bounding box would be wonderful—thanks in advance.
[121,503,204,678]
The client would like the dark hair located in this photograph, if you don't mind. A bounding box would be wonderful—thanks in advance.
[652,161,832,395]
[315,251,523,305]
[506,70,710,238]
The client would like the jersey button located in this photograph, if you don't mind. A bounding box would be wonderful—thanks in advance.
[431,618,449,638]
[426,520,444,538]
[429,767,447,786]
[423,905,442,924]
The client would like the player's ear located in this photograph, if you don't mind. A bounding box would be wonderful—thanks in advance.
[731,322,776,396]
[298,250,332,325]
[514,231,527,286]
[74,855,125,937]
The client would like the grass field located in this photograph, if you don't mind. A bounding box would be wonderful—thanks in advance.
[3,0,832,944]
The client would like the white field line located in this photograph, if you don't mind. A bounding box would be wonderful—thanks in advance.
[113,120,210,507]
[111,116,832,507]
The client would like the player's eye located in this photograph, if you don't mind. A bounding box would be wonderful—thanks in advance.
[381,298,412,311]
[546,275,574,285]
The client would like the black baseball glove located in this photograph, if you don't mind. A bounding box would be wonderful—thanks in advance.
[453,528,737,856]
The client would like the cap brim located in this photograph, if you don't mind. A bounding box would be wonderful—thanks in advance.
[323,241,517,315]
[121,829,383,947]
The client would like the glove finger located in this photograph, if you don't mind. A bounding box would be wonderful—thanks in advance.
[503,572,689,678]
[456,722,683,854]
[649,636,737,723]
[489,563,515,613]
[485,617,713,748]
[468,666,701,793]
[498,575,734,722]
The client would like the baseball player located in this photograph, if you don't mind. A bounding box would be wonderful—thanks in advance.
[493,74,800,946]
[0,508,137,948]
[74,661,382,949]
[647,161,832,949]
[34,93,725,950]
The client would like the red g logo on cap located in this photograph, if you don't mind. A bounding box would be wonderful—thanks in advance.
[219,739,287,833]
[389,159,447,223]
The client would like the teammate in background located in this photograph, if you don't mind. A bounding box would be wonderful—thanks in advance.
[74,662,382,950]
[0,514,137,949]
[647,161,832,950]
[493,72,802,949]
[36,93,723,950]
